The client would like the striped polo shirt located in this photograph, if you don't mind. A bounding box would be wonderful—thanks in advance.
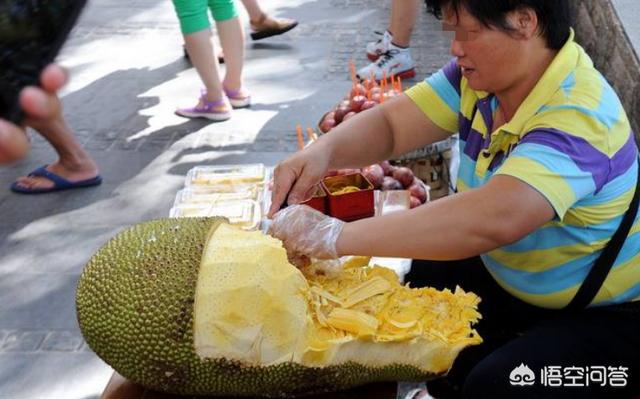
[406,30,639,309]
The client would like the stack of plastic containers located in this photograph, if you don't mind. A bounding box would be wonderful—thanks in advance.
[169,164,267,231]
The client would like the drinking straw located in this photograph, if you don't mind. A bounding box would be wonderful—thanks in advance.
[398,76,403,91]
[296,124,305,150]
[381,71,387,99]
[349,60,357,87]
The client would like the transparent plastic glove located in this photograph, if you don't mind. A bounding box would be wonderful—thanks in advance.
[269,204,346,261]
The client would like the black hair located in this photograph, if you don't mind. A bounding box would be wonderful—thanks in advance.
[425,0,570,50]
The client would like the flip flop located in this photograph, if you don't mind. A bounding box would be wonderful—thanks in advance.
[10,165,103,195]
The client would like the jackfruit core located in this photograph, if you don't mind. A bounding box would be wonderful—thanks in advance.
[193,223,482,374]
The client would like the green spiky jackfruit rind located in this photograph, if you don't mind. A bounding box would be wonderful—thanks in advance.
[76,218,438,397]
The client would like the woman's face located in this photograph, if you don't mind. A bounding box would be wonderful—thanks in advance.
[442,6,527,93]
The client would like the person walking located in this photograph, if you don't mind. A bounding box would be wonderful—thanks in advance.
[357,0,420,81]
[173,0,251,122]
[2,65,102,194]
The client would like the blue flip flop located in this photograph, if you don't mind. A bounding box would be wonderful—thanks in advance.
[10,165,103,194]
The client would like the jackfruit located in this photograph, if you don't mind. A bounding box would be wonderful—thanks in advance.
[76,218,481,397]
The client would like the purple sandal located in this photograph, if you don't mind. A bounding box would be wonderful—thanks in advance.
[223,86,251,109]
[175,90,231,121]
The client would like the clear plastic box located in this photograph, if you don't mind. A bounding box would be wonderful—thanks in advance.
[185,164,266,187]
[173,187,262,209]
[169,200,262,231]
[378,190,411,216]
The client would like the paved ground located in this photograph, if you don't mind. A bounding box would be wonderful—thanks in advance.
[0,1,451,398]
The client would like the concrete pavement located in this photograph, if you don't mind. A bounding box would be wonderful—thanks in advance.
[0,1,449,398]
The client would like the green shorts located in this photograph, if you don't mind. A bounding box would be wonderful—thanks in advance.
[172,0,238,35]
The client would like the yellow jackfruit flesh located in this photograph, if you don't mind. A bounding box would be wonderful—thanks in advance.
[77,218,481,397]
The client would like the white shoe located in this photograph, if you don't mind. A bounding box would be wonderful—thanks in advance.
[357,44,416,81]
[366,30,392,61]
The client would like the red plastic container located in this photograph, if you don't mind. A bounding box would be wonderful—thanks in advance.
[322,173,374,222]
[279,184,328,214]
[301,184,328,214]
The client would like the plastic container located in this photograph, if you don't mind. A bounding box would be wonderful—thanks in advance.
[378,190,411,216]
[169,200,261,230]
[185,164,266,187]
[302,185,327,214]
[278,184,327,214]
[173,187,261,208]
[322,173,374,222]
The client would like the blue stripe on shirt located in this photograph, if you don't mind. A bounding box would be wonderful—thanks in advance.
[501,214,623,252]
[426,69,461,115]
[483,230,640,294]
[509,142,596,199]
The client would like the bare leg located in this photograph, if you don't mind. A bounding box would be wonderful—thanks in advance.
[14,119,99,190]
[239,0,298,41]
[4,65,99,190]
[239,0,262,21]
[183,29,225,102]
[216,17,245,92]
[388,0,420,47]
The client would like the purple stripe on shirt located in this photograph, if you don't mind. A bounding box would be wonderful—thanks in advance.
[442,59,461,96]
[609,132,639,182]
[463,127,487,161]
[459,113,488,161]
[520,128,633,192]
[477,97,494,132]
[459,113,472,140]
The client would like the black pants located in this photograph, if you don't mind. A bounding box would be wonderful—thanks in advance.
[406,257,640,399]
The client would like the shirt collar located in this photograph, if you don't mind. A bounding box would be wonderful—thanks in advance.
[499,28,579,137]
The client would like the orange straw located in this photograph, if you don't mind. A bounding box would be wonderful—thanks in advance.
[370,71,376,86]
[398,76,403,91]
[306,127,317,142]
[349,60,358,87]
[296,124,305,150]
[381,71,387,95]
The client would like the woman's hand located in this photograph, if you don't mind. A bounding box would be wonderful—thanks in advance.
[0,64,68,164]
[267,144,332,218]
[268,205,346,261]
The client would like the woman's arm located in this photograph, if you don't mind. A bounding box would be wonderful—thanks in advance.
[320,93,451,170]
[269,94,450,216]
[337,175,556,260]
